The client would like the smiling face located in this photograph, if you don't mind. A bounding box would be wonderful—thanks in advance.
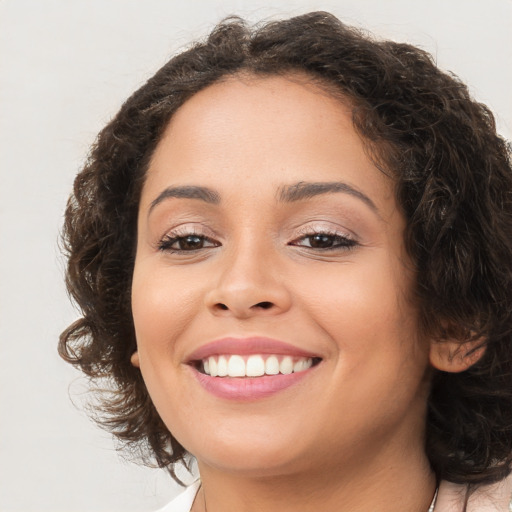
[131,75,432,479]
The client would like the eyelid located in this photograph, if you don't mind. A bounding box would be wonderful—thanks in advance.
[154,222,221,250]
[287,222,360,251]
[161,222,217,238]
[291,221,357,240]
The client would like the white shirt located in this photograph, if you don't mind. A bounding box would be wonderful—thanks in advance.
[158,480,200,512]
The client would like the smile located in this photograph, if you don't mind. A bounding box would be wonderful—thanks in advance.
[186,337,322,400]
[201,354,315,377]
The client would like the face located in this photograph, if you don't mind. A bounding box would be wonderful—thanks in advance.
[132,75,431,478]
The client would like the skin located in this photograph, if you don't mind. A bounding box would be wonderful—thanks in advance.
[131,74,440,511]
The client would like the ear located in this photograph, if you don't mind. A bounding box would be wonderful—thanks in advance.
[429,337,486,373]
[130,351,140,368]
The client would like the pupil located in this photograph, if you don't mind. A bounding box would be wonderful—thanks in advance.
[310,234,333,248]
[180,235,203,250]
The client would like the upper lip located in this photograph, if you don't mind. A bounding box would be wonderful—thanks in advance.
[186,337,321,363]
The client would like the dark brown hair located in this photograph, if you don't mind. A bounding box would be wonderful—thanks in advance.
[59,11,512,485]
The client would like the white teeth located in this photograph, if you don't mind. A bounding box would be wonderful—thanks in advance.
[280,356,294,375]
[201,354,315,377]
[293,359,304,373]
[293,359,313,372]
[209,357,218,377]
[217,355,228,377]
[265,355,280,375]
[227,355,245,377]
[246,355,265,377]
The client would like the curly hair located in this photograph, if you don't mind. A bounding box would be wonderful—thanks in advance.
[59,11,512,485]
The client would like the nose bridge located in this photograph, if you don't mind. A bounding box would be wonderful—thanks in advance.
[205,228,291,317]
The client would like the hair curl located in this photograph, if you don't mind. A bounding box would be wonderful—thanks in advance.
[59,11,512,485]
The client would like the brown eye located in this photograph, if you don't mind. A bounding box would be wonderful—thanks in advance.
[308,234,336,248]
[290,231,357,251]
[158,233,220,252]
[178,235,205,250]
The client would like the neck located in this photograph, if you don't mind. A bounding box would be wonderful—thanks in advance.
[194,444,436,512]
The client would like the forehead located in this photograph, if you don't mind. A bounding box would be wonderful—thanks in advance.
[160,74,357,161]
[142,74,395,217]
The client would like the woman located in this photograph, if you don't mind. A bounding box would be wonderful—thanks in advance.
[59,12,512,511]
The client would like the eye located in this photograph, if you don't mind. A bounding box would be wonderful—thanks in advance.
[290,232,357,250]
[158,233,220,252]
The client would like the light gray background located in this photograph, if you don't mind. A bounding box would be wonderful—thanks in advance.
[1,0,511,511]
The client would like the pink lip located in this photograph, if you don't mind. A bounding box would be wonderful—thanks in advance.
[185,337,321,401]
[186,337,319,362]
[191,369,315,401]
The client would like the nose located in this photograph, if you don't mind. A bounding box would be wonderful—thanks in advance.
[204,245,292,319]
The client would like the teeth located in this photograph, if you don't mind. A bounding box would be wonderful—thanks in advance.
[209,357,218,377]
[293,359,313,372]
[201,354,315,377]
[227,355,245,377]
[280,356,293,375]
[293,359,304,373]
[217,355,228,377]
[246,355,265,377]
[265,355,280,375]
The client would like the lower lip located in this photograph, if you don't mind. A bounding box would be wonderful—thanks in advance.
[191,367,315,401]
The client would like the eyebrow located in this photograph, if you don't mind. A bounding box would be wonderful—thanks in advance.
[149,185,220,215]
[277,181,380,214]
[148,181,380,217]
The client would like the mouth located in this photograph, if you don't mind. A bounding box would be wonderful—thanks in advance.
[186,337,323,400]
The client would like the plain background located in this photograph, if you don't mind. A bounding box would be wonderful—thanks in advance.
[0,0,511,511]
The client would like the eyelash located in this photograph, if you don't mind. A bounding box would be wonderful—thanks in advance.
[289,229,358,251]
[157,231,220,253]
[157,227,357,253]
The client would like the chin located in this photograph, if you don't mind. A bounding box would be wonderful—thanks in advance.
[195,446,309,478]
[178,422,315,477]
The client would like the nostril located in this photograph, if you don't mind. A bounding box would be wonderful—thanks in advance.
[211,301,277,314]
[255,301,274,310]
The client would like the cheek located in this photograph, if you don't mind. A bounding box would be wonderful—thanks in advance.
[130,263,202,430]
[297,253,426,378]
[301,257,410,337]
[131,261,202,355]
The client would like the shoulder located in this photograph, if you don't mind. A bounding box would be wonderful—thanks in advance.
[156,481,201,512]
